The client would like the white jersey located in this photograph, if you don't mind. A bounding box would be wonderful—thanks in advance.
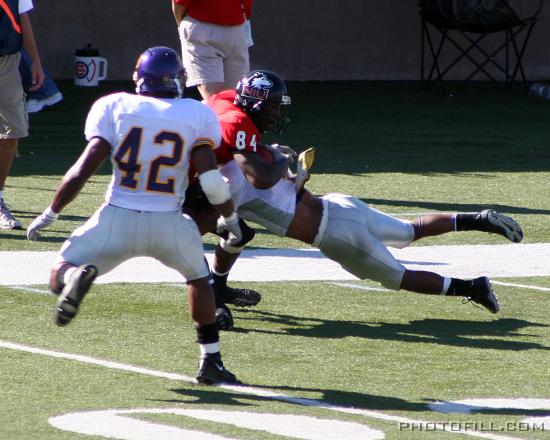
[85,92,221,212]
[219,160,297,236]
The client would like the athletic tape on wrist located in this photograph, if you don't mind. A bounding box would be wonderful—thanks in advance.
[199,169,231,205]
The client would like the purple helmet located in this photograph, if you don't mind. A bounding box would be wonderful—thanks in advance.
[133,46,185,97]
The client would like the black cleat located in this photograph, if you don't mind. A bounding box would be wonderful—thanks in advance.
[215,305,234,331]
[463,276,500,314]
[479,210,523,243]
[217,286,261,308]
[55,264,98,326]
[196,352,239,385]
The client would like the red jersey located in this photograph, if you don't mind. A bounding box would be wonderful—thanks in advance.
[175,0,253,26]
[188,90,260,183]
[207,90,261,165]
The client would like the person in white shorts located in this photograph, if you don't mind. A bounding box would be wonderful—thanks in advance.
[0,0,45,229]
[26,46,242,385]
[172,0,253,99]
[199,70,525,319]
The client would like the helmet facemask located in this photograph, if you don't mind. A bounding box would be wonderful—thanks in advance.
[249,96,291,134]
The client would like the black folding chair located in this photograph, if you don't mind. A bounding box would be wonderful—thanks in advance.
[420,0,544,94]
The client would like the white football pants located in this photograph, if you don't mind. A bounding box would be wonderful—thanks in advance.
[54,203,209,282]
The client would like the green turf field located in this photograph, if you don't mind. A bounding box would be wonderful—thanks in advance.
[1,81,549,439]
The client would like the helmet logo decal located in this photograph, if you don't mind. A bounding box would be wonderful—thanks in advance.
[241,72,273,101]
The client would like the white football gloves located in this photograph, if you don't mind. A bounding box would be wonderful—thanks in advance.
[216,212,243,245]
[27,207,59,241]
[295,147,316,191]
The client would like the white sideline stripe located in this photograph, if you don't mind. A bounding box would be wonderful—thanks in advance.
[491,280,550,292]
[333,281,550,294]
[0,340,522,440]
[329,282,391,293]
[6,281,549,298]
[6,285,50,295]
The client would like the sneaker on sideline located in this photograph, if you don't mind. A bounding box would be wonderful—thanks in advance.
[0,198,22,230]
[26,92,63,113]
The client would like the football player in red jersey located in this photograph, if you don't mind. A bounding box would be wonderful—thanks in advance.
[183,71,294,328]
[195,71,523,324]
[206,70,293,187]
[189,69,525,321]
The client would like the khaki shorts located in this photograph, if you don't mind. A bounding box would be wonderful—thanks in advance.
[178,16,250,89]
[314,193,414,290]
[0,53,28,139]
[54,204,210,282]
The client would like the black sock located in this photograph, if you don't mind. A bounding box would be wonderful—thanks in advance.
[212,272,230,307]
[196,322,219,344]
[446,278,470,296]
[212,272,229,288]
[203,258,223,308]
[455,213,481,231]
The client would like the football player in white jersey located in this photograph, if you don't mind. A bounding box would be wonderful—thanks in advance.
[202,70,524,318]
[26,47,241,385]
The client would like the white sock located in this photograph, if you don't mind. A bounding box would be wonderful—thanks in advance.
[452,214,458,231]
[212,268,230,277]
[63,266,79,285]
[441,277,452,295]
[200,342,220,358]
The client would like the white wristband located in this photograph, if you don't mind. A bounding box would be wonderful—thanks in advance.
[223,212,238,223]
[45,206,59,219]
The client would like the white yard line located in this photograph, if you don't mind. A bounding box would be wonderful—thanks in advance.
[491,281,550,292]
[329,282,391,292]
[0,340,524,440]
